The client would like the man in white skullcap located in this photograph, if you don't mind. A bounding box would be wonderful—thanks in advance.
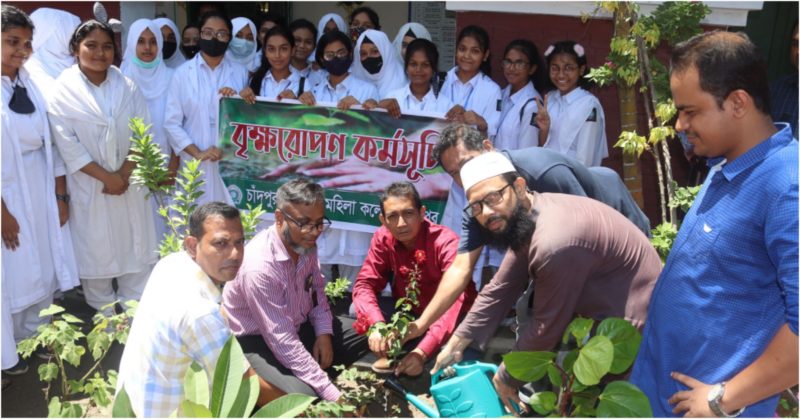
[428,152,662,415]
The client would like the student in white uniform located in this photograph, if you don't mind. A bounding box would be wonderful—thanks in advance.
[312,13,347,68]
[392,22,431,61]
[153,17,185,69]
[226,17,259,73]
[495,39,546,151]
[288,19,325,92]
[25,8,80,89]
[366,38,460,118]
[239,26,301,102]
[297,30,379,285]
[164,12,248,206]
[351,29,407,98]
[180,23,200,60]
[537,40,608,167]
[48,20,157,313]
[298,30,378,109]
[440,25,502,140]
[1,5,79,374]
[120,19,178,242]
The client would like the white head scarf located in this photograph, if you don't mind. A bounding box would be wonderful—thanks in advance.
[392,23,432,61]
[120,19,173,101]
[152,17,186,68]
[226,17,259,72]
[351,29,407,98]
[26,8,80,79]
[316,13,347,42]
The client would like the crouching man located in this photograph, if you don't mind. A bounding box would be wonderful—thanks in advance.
[222,178,368,401]
[433,153,662,414]
[117,202,283,417]
[352,182,477,376]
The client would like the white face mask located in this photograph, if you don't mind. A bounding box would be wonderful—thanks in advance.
[228,37,255,58]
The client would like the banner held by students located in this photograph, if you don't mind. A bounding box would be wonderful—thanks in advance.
[218,97,451,233]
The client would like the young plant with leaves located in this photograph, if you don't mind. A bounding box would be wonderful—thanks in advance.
[503,317,651,417]
[17,302,137,417]
[324,277,352,304]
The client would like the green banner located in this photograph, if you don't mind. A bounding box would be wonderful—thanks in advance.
[218,98,451,232]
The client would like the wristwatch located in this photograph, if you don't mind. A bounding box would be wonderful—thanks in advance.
[707,382,745,417]
[55,194,70,204]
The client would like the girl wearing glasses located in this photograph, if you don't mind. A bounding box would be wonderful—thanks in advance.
[164,11,248,205]
[239,26,302,102]
[351,29,407,98]
[297,30,378,110]
[48,19,157,312]
[536,40,608,167]
[440,25,502,140]
[226,17,259,73]
[495,39,547,151]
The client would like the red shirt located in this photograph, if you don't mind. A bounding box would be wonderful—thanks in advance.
[352,218,477,357]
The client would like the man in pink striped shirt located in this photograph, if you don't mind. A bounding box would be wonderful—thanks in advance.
[222,179,368,401]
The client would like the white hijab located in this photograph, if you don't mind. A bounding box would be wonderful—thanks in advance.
[121,19,173,101]
[26,8,80,80]
[316,13,347,41]
[392,23,432,61]
[351,29,407,98]
[226,17,259,72]
[152,17,186,68]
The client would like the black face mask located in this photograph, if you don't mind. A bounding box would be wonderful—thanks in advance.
[181,44,200,58]
[9,83,35,114]
[361,56,383,75]
[162,40,178,59]
[198,38,229,58]
[324,56,352,76]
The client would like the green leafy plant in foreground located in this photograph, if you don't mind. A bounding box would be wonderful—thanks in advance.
[114,336,316,417]
[17,302,137,417]
[324,277,352,304]
[504,317,651,417]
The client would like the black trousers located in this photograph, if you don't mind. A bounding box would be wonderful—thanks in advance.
[237,315,369,397]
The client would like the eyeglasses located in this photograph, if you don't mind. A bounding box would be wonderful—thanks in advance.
[502,59,529,70]
[200,29,231,42]
[549,64,579,74]
[464,183,513,217]
[323,48,349,61]
[282,211,332,234]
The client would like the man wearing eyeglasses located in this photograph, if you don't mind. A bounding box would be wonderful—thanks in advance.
[222,178,368,401]
[352,182,478,377]
[430,152,661,415]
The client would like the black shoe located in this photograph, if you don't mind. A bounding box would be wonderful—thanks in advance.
[33,346,53,361]
[2,359,28,376]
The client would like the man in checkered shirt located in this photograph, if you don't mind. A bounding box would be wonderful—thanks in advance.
[116,202,283,417]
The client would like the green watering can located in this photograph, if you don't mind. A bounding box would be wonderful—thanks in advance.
[384,361,506,418]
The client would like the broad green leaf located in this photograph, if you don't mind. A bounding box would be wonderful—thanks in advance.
[597,381,653,417]
[562,317,594,347]
[180,400,213,417]
[226,374,259,417]
[596,318,642,374]
[210,338,242,417]
[529,391,556,415]
[47,397,62,418]
[546,364,562,389]
[562,349,579,374]
[184,362,210,407]
[574,335,614,386]
[38,362,59,382]
[252,393,316,418]
[60,401,84,417]
[300,114,345,126]
[502,351,555,382]
[87,329,111,360]
[60,313,84,324]
[572,387,602,417]
[40,305,65,317]
[112,387,136,418]
[61,343,86,367]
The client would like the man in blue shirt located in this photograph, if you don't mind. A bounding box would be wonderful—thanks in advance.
[630,31,798,417]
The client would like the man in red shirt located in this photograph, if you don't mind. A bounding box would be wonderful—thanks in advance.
[352,182,478,377]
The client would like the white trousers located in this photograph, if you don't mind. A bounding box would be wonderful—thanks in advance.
[2,299,19,369]
[81,264,154,312]
[11,297,52,342]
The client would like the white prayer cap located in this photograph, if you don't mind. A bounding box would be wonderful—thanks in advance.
[460,152,517,193]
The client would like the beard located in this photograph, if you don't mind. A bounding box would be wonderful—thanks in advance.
[282,224,316,256]
[483,202,535,252]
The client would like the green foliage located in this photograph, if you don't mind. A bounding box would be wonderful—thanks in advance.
[504,317,649,417]
[645,1,711,46]
[18,302,136,417]
[650,222,679,263]
[324,277,352,303]
[304,401,356,418]
[332,365,380,408]
[614,131,648,158]
[114,336,316,418]
[669,183,700,213]
[240,203,267,241]
[127,117,172,196]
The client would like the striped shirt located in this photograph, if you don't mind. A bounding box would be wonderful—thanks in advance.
[222,225,338,400]
[117,252,238,417]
